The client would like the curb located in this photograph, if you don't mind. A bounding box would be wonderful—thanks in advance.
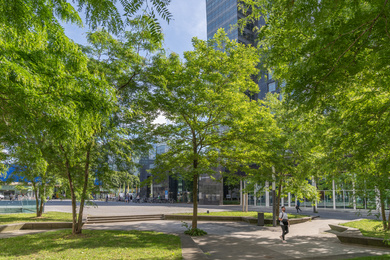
[165,214,318,225]
[179,234,209,260]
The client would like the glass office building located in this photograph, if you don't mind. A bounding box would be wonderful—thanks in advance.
[206,0,278,100]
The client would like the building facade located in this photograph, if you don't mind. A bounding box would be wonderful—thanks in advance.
[206,0,280,101]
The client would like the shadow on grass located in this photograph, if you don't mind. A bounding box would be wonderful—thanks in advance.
[0,229,182,259]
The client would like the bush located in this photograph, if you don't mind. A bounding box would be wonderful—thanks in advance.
[181,221,207,236]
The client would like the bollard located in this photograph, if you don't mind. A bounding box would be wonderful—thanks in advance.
[257,212,264,226]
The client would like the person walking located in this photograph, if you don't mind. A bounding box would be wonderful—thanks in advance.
[296,199,302,213]
[279,206,290,243]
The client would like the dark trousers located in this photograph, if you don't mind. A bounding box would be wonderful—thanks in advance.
[281,224,289,240]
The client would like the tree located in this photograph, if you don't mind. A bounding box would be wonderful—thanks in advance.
[234,93,320,220]
[0,0,171,36]
[0,0,172,235]
[240,0,390,227]
[146,29,273,232]
[239,0,390,108]
[8,137,61,217]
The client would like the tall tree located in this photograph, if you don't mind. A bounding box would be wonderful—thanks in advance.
[146,29,272,232]
[240,0,390,226]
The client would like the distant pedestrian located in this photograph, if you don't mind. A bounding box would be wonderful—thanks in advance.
[295,199,302,213]
[279,206,290,243]
[105,194,108,203]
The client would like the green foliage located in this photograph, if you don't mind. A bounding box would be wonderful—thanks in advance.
[0,0,172,235]
[240,0,390,226]
[146,29,273,229]
[240,0,390,108]
[0,229,182,259]
[182,222,208,236]
[0,0,171,35]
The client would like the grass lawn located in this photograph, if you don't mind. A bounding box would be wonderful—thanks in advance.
[340,219,389,239]
[223,200,240,205]
[349,255,390,259]
[0,211,73,225]
[177,211,307,219]
[0,229,182,260]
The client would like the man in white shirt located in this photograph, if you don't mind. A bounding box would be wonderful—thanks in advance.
[279,206,290,243]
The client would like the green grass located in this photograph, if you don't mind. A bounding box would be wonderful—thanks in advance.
[0,229,182,260]
[177,211,307,219]
[223,200,240,205]
[349,255,390,259]
[340,219,389,238]
[0,211,73,225]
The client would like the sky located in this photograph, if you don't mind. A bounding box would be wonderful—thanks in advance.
[63,0,207,56]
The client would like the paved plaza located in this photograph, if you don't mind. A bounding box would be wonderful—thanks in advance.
[1,200,389,259]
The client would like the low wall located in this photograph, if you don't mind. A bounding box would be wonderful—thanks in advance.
[165,215,242,222]
[21,222,74,230]
[0,222,78,233]
[165,214,316,225]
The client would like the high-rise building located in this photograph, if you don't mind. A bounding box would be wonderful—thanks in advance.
[206,0,279,100]
[205,0,282,206]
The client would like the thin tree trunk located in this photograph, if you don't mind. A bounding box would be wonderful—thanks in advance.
[379,189,387,230]
[32,181,41,217]
[387,200,390,231]
[192,172,198,230]
[61,145,78,235]
[38,186,44,217]
[76,146,91,234]
[276,180,282,218]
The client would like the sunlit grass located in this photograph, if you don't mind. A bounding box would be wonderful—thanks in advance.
[0,229,182,260]
[348,255,390,260]
[340,219,389,238]
[0,211,72,225]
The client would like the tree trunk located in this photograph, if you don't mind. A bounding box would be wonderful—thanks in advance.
[76,146,91,234]
[64,157,77,234]
[387,200,390,231]
[32,181,41,217]
[60,144,79,235]
[38,188,45,217]
[379,189,387,230]
[191,172,198,230]
[276,180,282,218]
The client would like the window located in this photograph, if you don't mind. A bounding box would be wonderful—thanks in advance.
[268,82,276,92]
[268,69,273,80]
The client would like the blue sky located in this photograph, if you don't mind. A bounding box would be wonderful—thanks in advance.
[63,0,207,56]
